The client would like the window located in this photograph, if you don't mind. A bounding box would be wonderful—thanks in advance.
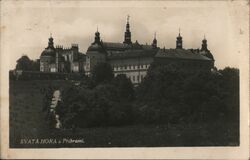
[141,75,143,80]
[137,75,140,81]
[133,76,135,82]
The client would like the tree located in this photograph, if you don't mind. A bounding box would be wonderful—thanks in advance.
[91,62,114,85]
[31,59,40,71]
[15,55,32,71]
[15,55,40,71]
[112,74,134,101]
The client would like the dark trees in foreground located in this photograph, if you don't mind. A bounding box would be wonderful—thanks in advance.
[91,62,114,86]
[56,63,134,128]
[15,55,40,71]
[136,64,239,125]
[56,62,239,129]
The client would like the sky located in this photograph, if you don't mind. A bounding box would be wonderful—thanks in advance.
[1,0,249,70]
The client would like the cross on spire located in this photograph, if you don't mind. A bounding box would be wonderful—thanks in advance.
[50,33,52,38]
[127,15,130,23]
[178,28,181,36]
[154,32,156,39]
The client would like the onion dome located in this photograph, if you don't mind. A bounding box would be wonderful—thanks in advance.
[41,47,56,57]
[41,36,56,57]
[87,43,105,52]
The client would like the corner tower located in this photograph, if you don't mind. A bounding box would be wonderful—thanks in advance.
[176,28,183,49]
[47,33,55,49]
[93,27,101,45]
[201,35,208,51]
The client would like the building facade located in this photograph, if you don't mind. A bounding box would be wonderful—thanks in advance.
[40,36,85,73]
[40,16,215,84]
[85,16,214,84]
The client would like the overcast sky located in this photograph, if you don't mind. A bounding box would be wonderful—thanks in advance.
[1,0,249,70]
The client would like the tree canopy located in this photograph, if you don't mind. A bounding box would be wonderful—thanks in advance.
[15,55,40,71]
[91,62,114,85]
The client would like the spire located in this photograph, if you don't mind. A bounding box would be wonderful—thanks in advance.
[48,34,54,49]
[201,34,208,51]
[123,15,132,44]
[94,26,101,44]
[176,28,183,49]
[152,32,157,48]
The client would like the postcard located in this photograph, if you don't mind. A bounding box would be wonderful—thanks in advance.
[0,0,249,159]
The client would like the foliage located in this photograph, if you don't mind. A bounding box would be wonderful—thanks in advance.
[15,55,39,71]
[136,64,239,125]
[113,74,134,101]
[56,63,239,129]
[91,62,114,85]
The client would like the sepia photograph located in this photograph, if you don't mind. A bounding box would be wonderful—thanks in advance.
[0,0,249,159]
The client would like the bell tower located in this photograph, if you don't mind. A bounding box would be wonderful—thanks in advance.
[176,28,183,49]
[123,15,132,44]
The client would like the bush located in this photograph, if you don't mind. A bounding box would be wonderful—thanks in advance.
[91,62,114,85]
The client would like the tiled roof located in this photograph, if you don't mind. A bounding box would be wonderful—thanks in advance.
[141,44,154,50]
[102,41,147,50]
[107,48,158,60]
[102,42,128,50]
[155,49,212,61]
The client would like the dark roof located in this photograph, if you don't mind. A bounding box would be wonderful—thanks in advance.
[87,43,106,52]
[85,41,159,60]
[200,50,214,61]
[102,42,128,51]
[141,44,154,50]
[155,49,212,61]
[102,41,147,51]
[41,47,56,57]
[107,48,158,60]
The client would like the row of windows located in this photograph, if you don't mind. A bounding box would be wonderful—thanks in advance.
[113,64,150,71]
[129,74,145,82]
[115,74,145,83]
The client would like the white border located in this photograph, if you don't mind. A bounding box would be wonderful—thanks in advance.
[0,0,249,159]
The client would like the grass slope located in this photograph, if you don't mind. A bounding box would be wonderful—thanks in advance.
[9,80,239,148]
